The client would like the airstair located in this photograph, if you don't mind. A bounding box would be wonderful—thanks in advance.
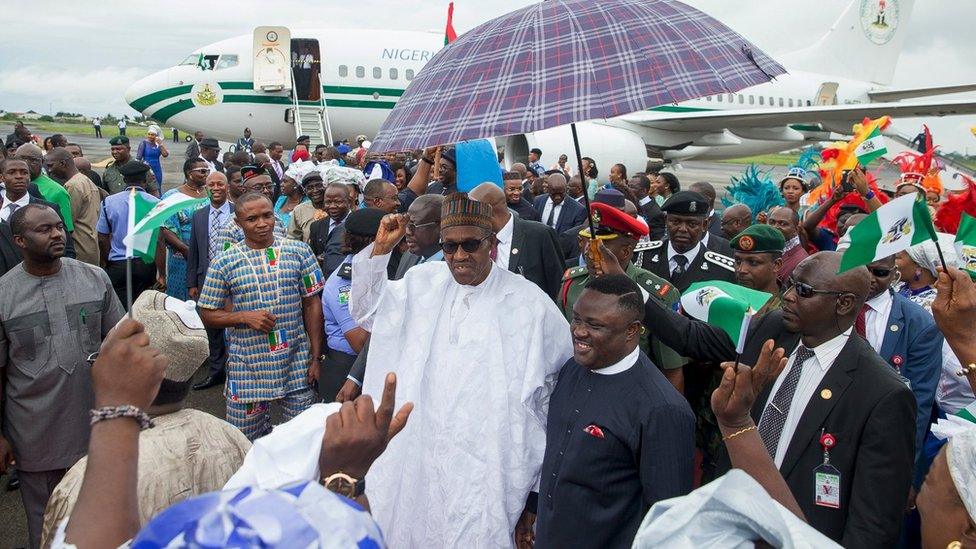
[291,70,334,146]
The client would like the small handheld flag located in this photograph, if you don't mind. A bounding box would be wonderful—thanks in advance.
[680,281,772,354]
[839,193,937,273]
[445,2,458,45]
[854,126,888,165]
[954,213,976,279]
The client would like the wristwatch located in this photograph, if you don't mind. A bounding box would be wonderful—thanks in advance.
[321,472,365,498]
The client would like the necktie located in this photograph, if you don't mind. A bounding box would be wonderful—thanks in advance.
[208,208,222,260]
[758,345,815,458]
[672,254,688,278]
[854,303,870,338]
[546,204,556,228]
[6,203,19,219]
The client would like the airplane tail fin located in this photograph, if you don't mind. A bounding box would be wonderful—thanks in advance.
[779,0,913,86]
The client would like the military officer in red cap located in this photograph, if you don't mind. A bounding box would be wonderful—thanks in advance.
[560,202,687,389]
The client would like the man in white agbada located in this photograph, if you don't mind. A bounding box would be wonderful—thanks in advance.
[349,193,572,547]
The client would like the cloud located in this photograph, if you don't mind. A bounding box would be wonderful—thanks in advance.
[0,66,149,111]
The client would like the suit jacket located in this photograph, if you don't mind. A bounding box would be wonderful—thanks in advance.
[639,199,666,241]
[533,195,587,235]
[634,237,735,292]
[186,203,234,290]
[509,198,540,222]
[0,221,22,278]
[28,197,76,259]
[643,303,917,547]
[704,231,734,256]
[507,215,565,299]
[707,212,723,239]
[308,218,347,278]
[874,290,942,471]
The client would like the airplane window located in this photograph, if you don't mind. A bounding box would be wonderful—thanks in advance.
[806,100,812,106]
[373,67,382,79]
[215,54,238,70]
[769,97,774,105]
[758,96,764,105]
[749,95,754,105]
[390,68,398,80]
[356,66,365,78]
[778,97,784,107]
[738,95,744,104]
[338,65,348,77]
[717,94,723,102]
[727,94,734,102]
[179,55,199,66]
[788,98,794,107]
[406,69,415,80]
[706,95,712,101]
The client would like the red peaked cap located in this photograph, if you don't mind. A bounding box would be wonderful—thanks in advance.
[583,202,648,240]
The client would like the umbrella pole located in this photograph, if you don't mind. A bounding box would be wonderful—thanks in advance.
[570,123,597,237]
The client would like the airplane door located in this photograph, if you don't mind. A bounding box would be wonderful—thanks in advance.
[814,82,839,106]
[291,38,321,102]
[253,27,291,92]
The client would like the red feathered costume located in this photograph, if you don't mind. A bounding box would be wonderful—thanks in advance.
[935,174,976,234]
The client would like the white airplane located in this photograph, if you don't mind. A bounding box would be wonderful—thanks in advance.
[124,0,976,176]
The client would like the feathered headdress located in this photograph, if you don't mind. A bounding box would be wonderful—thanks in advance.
[780,147,820,189]
[891,125,943,196]
[722,165,785,221]
[935,173,976,234]
[803,116,891,208]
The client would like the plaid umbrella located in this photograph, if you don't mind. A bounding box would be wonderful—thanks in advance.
[369,0,786,152]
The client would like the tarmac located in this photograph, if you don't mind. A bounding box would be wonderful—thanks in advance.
[0,125,902,547]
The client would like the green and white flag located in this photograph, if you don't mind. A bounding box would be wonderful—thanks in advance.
[123,190,207,263]
[954,213,976,278]
[680,281,772,353]
[854,126,888,166]
[931,401,976,440]
[839,193,936,273]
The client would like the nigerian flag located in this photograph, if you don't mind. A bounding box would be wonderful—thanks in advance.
[954,213,976,278]
[839,193,936,273]
[124,190,207,263]
[854,126,887,165]
[680,281,772,353]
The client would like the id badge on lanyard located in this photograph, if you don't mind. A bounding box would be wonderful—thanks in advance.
[814,430,841,509]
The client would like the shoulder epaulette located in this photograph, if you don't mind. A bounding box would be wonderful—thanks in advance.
[562,266,588,281]
[633,240,664,252]
[635,272,676,300]
[337,263,352,280]
[704,250,735,272]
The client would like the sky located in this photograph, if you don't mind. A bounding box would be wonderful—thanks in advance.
[1,0,974,152]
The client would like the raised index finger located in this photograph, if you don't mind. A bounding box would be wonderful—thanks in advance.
[375,372,397,431]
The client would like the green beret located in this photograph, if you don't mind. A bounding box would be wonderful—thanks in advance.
[109,135,130,146]
[731,224,785,254]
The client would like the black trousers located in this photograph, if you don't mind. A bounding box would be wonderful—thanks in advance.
[104,260,156,311]
[205,326,227,377]
[94,125,102,138]
[319,347,356,402]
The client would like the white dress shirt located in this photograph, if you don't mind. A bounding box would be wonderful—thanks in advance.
[541,198,563,229]
[495,214,515,270]
[0,192,30,222]
[762,328,852,467]
[592,346,640,375]
[863,290,894,352]
[667,241,701,274]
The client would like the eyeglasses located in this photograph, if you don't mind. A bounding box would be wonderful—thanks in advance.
[786,277,851,299]
[407,221,438,232]
[869,267,893,278]
[440,237,490,254]
[247,183,274,192]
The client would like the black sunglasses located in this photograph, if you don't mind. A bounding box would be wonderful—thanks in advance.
[440,237,489,254]
[869,267,893,278]
[786,277,851,299]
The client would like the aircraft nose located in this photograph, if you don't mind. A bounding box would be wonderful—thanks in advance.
[124,70,170,114]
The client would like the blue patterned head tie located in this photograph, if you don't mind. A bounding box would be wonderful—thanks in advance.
[131,480,385,548]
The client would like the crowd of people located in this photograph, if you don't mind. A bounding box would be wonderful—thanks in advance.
[1,117,976,549]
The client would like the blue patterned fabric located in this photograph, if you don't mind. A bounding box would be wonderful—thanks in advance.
[131,480,385,548]
[161,188,206,300]
[198,236,324,403]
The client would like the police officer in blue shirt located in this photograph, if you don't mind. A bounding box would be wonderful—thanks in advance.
[318,207,386,401]
[96,162,160,308]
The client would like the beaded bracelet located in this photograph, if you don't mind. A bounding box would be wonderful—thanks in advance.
[722,425,757,441]
[958,363,976,377]
[90,405,155,430]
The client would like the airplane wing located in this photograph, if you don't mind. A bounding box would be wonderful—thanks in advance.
[867,84,976,102]
[620,99,976,133]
